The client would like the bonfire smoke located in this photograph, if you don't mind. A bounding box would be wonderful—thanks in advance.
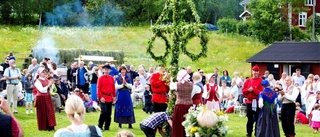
[32,37,60,63]
[44,0,125,26]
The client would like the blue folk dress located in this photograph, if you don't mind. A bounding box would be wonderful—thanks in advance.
[256,87,280,137]
[114,74,135,124]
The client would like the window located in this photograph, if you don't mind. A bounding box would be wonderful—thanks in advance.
[305,0,313,6]
[299,12,307,27]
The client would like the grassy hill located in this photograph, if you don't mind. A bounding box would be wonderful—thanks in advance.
[0,25,266,77]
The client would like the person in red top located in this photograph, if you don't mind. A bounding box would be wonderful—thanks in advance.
[242,65,263,137]
[97,64,116,131]
[150,66,169,112]
[295,107,309,124]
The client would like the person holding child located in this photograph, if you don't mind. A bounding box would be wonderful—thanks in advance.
[256,80,280,137]
[24,74,34,114]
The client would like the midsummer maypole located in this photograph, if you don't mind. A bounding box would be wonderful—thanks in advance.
[146,0,209,136]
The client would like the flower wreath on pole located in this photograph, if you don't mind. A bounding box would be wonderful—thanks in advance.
[180,24,208,61]
[146,0,211,136]
[147,31,171,64]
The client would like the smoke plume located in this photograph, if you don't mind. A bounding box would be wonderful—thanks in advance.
[44,0,125,26]
[32,37,60,63]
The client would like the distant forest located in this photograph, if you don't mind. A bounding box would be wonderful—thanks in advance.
[0,0,243,26]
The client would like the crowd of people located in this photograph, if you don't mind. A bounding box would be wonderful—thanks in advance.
[0,52,320,137]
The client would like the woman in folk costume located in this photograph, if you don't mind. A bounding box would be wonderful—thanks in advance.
[191,72,204,105]
[256,80,280,137]
[203,74,220,111]
[114,66,135,129]
[34,67,56,131]
[170,69,193,137]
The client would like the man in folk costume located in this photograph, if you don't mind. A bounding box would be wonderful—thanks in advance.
[97,64,116,131]
[242,65,263,137]
[150,66,169,112]
[278,76,299,137]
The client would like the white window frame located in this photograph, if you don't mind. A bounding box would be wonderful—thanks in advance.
[305,0,314,6]
[298,12,307,27]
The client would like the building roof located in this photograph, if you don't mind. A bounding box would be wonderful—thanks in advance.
[239,10,252,18]
[239,0,251,6]
[247,42,320,63]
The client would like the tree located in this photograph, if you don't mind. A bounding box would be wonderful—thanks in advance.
[280,0,308,41]
[146,0,208,135]
[250,0,289,44]
[306,15,320,36]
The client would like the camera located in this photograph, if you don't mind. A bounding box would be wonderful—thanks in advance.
[274,87,282,92]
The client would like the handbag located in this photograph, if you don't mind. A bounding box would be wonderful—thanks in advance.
[88,125,101,137]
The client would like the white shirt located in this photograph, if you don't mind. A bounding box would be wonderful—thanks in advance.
[293,75,305,87]
[278,86,300,103]
[132,82,144,93]
[312,110,320,122]
[218,86,231,100]
[34,77,51,93]
[115,76,132,90]
[202,83,216,99]
[191,81,202,98]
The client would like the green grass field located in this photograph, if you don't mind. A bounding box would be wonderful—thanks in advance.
[0,25,265,77]
[13,105,318,137]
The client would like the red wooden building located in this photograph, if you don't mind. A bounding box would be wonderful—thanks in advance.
[239,0,320,30]
[291,0,320,30]
[246,42,320,80]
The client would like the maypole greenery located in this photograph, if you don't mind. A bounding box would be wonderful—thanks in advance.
[147,0,209,135]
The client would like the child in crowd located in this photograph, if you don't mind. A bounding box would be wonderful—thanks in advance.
[24,74,34,114]
[143,85,152,114]
[311,104,320,132]
[72,88,84,99]
[295,107,309,124]
[83,94,100,112]
[224,94,236,113]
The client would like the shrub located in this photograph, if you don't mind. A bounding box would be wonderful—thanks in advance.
[217,18,238,33]
[236,20,253,36]
[291,26,311,41]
